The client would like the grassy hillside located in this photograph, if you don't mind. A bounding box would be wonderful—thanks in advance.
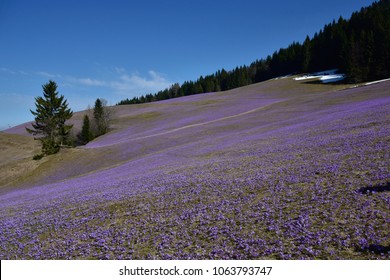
[0,77,389,259]
[2,78,352,187]
[0,132,41,190]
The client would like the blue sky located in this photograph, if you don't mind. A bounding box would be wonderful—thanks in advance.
[0,0,376,130]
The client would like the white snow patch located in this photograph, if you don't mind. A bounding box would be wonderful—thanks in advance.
[293,75,319,81]
[365,78,390,86]
[293,69,345,83]
[320,74,346,83]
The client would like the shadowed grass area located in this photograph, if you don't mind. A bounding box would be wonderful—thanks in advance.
[357,182,390,194]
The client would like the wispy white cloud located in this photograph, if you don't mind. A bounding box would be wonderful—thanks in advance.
[35,68,172,94]
[19,70,30,76]
[2,67,173,97]
[1,67,14,74]
[1,67,30,76]
[1,67,19,75]
[76,78,107,87]
[36,71,62,78]
[114,67,126,74]
[35,72,107,87]
[110,70,172,94]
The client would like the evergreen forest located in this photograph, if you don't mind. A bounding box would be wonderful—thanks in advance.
[117,0,390,105]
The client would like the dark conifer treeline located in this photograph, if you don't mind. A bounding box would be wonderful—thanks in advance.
[118,0,390,105]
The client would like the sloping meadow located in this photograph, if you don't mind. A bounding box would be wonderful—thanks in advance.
[0,79,389,259]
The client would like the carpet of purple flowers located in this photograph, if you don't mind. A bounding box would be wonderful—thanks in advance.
[0,79,389,259]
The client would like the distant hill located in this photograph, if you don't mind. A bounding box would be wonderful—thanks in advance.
[118,0,390,105]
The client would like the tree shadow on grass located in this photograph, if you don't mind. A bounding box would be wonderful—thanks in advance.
[358,244,390,255]
[357,182,390,194]
[355,182,390,256]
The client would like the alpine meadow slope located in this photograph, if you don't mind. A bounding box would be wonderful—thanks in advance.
[0,77,389,259]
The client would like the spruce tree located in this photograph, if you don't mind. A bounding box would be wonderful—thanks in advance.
[93,98,110,136]
[26,80,73,155]
[93,98,105,136]
[79,114,93,144]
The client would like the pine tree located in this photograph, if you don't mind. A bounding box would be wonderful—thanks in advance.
[302,36,311,72]
[93,98,104,136]
[26,80,73,155]
[93,98,111,136]
[79,114,93,144]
